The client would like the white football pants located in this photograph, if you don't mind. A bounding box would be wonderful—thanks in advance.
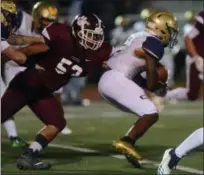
[98,70,158,117]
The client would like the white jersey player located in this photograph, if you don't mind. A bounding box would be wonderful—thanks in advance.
[158,127,203,174]
[1,1,32,147]
[3,11,41,87]
[98,11,178,167]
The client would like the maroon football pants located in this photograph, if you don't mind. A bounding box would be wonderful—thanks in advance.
[186,56,202,100]
[1,74,66,131]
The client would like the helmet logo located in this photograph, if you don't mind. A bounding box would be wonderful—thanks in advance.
[77,16,90,27]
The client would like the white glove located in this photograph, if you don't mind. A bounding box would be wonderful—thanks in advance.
[193,56,203,73]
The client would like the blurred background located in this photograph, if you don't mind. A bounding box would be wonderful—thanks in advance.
[15,0,203,104]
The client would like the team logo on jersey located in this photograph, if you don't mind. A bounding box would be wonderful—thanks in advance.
[77,16,90,26]
[140,95,147,99]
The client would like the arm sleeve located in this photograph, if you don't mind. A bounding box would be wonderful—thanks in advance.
[142,36,164,60]
[1,41,10,52]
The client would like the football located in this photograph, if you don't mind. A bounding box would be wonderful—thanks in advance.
[157,63,168,83]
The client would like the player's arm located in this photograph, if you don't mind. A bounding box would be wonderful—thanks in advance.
[17,43,49,56]
[1,41,26,64]
[185,13,203,72]
[135,48,158,91]
[134,37,164,91]
[184,36,198,57]
[7,34,44,45]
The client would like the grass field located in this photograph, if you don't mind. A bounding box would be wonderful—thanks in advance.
[1,100,204,174]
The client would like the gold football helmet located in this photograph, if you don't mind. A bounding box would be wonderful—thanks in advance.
[32,1,58,28]
[1,0,17,33]
[1,0,17,14]
[145,11,178,48]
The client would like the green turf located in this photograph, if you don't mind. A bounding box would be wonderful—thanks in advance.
[1,101,203,174]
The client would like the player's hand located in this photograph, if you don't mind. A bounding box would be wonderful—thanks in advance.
[153,81,167,97]
[193,56,203,73]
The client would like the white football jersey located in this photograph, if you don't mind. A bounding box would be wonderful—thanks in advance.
[107,31,164,79]
[15,11,40,38]
[5,11,41,74]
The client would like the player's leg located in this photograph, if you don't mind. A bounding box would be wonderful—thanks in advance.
[54,88,72,135]
[1,85,28,124]
[16,94,66,170]
[98,70,158,167]
[158,128,203,174]
[186,58,201,100]
[1,87,29,148]
[2,64,27,147]
[166,56,201,101]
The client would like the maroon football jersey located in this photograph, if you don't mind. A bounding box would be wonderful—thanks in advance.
[35,22,112,91]
[188,11,204,58]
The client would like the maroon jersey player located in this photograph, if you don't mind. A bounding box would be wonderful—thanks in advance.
[166,11,204,101]
[1,2,112,170]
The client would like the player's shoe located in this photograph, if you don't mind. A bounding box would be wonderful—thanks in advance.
[17,148,51,170]
[112,139,142,168]
[157,148,181,174]
[61,127,72,135]
[9,136,28,148]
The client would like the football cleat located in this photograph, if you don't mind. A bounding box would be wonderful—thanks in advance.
[17,148,51,170]
[9,136,29,148]
[157,148,181,174]
[112,139,142,168]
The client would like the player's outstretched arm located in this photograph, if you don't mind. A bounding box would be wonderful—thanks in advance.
[18,43,49,56]
[184,36,198,57]
[7,34,44,45]
[185,35,203,73]
[134,48,158,91]
[2,46,27,64]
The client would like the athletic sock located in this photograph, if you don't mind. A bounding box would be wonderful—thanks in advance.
[3,119,18,138]
[175,128,203,158]
[29,134,49,152]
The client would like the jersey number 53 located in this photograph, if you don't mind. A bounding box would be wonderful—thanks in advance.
[55,58,83,76]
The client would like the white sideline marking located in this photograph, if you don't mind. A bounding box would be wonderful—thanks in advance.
[49,143,203,174]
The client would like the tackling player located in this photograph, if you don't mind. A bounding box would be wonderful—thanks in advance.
[1,1,112,170]
[98,11,178,167]
[3,2,72,136]
[158,127,203,174]
[166,11,204,101]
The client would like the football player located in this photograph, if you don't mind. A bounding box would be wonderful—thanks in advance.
[1,1,27,64]
[1,1,112,170]
[158,127,203,174]
[98,11,178,167]
[166,11,204,101]
[3,2,72,136]
[1,0,39,147]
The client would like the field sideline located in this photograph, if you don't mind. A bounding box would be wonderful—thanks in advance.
[1,100,203,174]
